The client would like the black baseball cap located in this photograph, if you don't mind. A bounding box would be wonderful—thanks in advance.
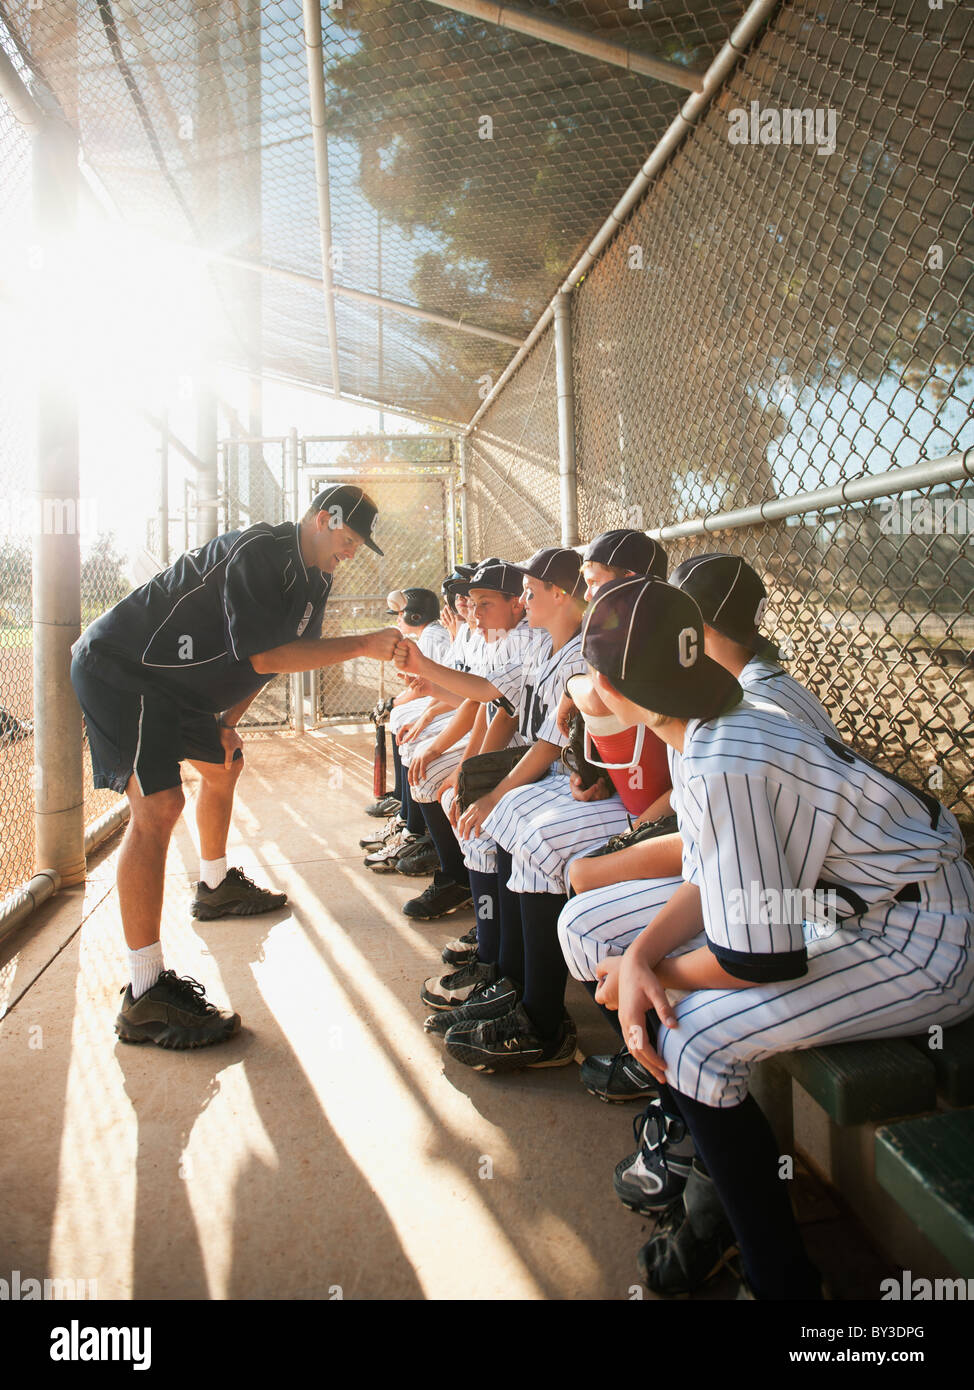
[581,577,742,720]
[583,530,667,579]
[441,562,479,602]
[511,547,586,600]
[310,483,383,555]
[468,558,523,597]
[669,554,768,651]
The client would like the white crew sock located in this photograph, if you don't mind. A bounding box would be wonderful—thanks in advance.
[129,941,165,1000]
[200,856,228,890]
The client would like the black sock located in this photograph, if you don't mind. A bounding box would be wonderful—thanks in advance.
[419,799,467,886]
[644,1010,820,1301]
[495,850,524,987]
[401,780,425,836]
[519,890,569,1039]
[468,870,499,965]
[391,740,404,801]
[581,979,624,1040]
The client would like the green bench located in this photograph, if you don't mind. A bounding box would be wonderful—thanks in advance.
[768,1025,974,1275]
[778,1038,937,1125]
[875,1110,974,1275]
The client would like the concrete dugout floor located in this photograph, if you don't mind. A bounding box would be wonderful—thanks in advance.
[0,729,884,1301]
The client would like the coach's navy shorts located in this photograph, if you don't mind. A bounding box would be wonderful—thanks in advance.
[71,654,238,797]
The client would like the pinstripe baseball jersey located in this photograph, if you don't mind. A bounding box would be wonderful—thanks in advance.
[444,621,483,673]
[738,656,837,738]
[490,630,588,752]
[674,697,964,982]
[417,621,452,663]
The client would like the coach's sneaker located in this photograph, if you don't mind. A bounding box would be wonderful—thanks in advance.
[403,875,473,921]
[614,1098,696,1214]
[580,1047,658,1103]
[366,793,401,818]
[396,834,440,877]
[637,1160,738,1297]
[424,976,520,1036]
[445,1003,577,1073]
[364,826,419,871]
[421,959,496,1010]
[115,971,241,1049]
[192,867,287,920]
[359,814,405,850]
[441,926,478,964]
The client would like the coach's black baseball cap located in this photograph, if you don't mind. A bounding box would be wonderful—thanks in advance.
[310,483,383,555]
[670,554,768,652]
[583,530,667,579]
[468,558,523,596]
[511,547,586,600]
[582,577,742,720]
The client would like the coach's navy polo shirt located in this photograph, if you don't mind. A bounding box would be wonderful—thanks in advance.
[72,522,331,713]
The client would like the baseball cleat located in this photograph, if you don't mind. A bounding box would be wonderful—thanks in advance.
[444,1003,577,1073]
[421,958,495,1010]
[359,814,405,850]
[580,1047,658,1103]
[365,794,401,818]
[614,1098,696,1214]
[402,877,473,921]
[636,1160,738,1297]
[396,835,440,877]
[115,972,241,1049]
[441,926,478,964]
[192,866,287,919]
[424,976,520,1036]
[364,827,419,871]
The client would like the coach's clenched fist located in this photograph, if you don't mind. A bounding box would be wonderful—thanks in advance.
[362,627,402,662]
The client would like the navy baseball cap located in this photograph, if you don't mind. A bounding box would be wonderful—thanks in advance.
[310,483,383,555]
[583,530,667,579]
[442,562,478,602]
[581,577,742,720]
[511,547,586,600]
[670,554,768,652]
[468,558,523,597]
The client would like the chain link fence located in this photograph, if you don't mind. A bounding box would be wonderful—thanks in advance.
[304,445,456,721]
[465,325,561,564]
[465,0,974,833]
[0,87,38,894]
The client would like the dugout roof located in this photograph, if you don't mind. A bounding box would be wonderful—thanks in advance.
[0,0,744,427]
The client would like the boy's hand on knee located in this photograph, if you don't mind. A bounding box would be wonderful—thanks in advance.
[593,955,622,1009]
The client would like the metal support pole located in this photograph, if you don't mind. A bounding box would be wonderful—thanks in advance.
[288,426,305,734]
[553,291,579,548]
[32,113,86,886]
[183,479,191,553]
[195,384,219,545]
[447,473,457,570]
[458,437,470,562]
[158,408,170,565]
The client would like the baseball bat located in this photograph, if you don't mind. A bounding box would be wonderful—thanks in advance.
[373,719,387,798]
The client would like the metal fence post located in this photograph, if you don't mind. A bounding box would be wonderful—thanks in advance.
[195,384,219,545]
[553,289,579,548]
[289,426,305,733]
[458,436,469,562]
[158,408,170,565]
[32,113,85,886]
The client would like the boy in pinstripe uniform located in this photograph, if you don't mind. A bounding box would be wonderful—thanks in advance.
[563,576,974,1298]
[394,547,590,1066]
[567,554,840,1104]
